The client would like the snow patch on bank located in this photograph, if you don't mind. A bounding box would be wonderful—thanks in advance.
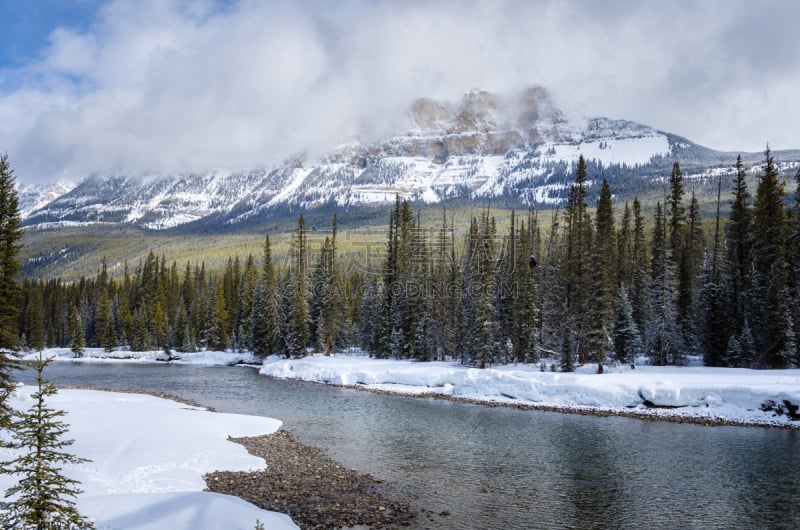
[21,347,257,366]
[259,354,800,427]
[0,387,295,530]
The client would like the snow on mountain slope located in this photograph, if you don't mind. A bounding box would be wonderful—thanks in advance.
[17,86,778,231]
[18,182,76,219]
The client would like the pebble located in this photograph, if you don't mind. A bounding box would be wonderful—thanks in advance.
[205,430,415,529]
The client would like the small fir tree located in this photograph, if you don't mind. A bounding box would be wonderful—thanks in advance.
[0,353,94,529]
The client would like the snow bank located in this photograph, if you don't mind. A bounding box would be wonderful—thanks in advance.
[0,387,297,530]
[260,354,800,427]
[22,347,257,366]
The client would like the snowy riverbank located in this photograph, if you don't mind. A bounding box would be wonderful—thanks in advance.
[259,354,800,428]
[27,347,800,428]
[0,385,297,530]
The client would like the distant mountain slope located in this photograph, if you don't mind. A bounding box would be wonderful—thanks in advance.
[18,86,800,232]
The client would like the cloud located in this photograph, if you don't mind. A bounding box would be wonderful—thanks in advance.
[1,0,797,184]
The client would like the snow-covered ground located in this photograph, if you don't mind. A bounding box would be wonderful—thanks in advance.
[259,354,800,428]
[0,385,297,530]
[21,347,257,366]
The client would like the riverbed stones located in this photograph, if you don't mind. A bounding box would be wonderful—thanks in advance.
[205,430,414,529]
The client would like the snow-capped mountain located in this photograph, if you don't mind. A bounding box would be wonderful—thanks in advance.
[18,87,796,231]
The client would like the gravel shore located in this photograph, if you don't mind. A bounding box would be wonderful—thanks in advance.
[205,430,414,529]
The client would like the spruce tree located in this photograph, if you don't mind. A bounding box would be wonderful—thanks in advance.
[647,203,682,365]
[702,177,730,366]
[612,287,643,365]
[289,215,310,357]
[96,288,116,353]
[750,147,790,367]
[586,179,616,362]
[629,198,649,333]
[0,154,22,434]
[726,154,752,361]
[25,288,45,352]
[69,307,85,358]
[562,156,593,366]
[251,234,280,358]
[310,215,343,355]
[0,354,94,529]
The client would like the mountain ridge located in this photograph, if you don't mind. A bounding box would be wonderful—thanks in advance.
[18,86,800,232]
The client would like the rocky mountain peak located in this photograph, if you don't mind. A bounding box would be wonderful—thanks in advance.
[409,97,452,132]
[450,89,500,134]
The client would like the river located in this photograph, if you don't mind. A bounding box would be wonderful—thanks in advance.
[21,362,800,530]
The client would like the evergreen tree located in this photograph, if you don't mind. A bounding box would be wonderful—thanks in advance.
[251,235,280,358]
[646,203,682,365]
[562,156,593,366]
[289,215,310,357]
[629,198,649,333]
[310,215,343,355]
[616,201,632,290]
[586,178,616,362]
[667,162,686,252]
[750,147,791,367]
[0,354,94,529]
[433,208,458,361]
[96,288,116,353]
[25,288,45,352]
[69,307,85,358]
[725,154,752,361]
[702,177,730,366]
[612,287,643,364]
[789,168,800,366]
[233,254,258,351]
[0,154,22,435]
[681,192,704,351]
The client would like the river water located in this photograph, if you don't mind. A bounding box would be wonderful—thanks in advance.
[21,362,800,529]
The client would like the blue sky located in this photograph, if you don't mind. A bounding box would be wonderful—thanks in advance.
[0,0,102,69]
[1,0,798,184]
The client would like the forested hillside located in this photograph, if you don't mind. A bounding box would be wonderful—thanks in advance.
[17,151,800,370]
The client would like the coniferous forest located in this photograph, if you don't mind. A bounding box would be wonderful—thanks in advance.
[15,150,800,370]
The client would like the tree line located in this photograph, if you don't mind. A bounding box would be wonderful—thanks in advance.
[14,150,800,370]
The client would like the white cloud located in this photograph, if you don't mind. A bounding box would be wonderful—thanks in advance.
[1,0,798,184]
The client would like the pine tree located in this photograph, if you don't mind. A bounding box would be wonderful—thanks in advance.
[289,215,310,357]
[647,203,683,365]
[586,178,616,362]
[788,168,800,367]
[702,177,730,366]
[629,198,649,333]
[750,147,790,368]
[0,154,22,435]
[233,254,258,351]
[251,234,280,358]
[612,287,643,365]
[681,192,704,351]
[25,288,45,352]
[725,154,753,364]
[96,288,116,353]
[69,307,85,358]
[310,215,344,355]
[0,354,94,529]
[667,162,686,252]
[562,156,593,366]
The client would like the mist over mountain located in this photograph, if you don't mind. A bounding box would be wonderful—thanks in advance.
[18,86,800,233]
